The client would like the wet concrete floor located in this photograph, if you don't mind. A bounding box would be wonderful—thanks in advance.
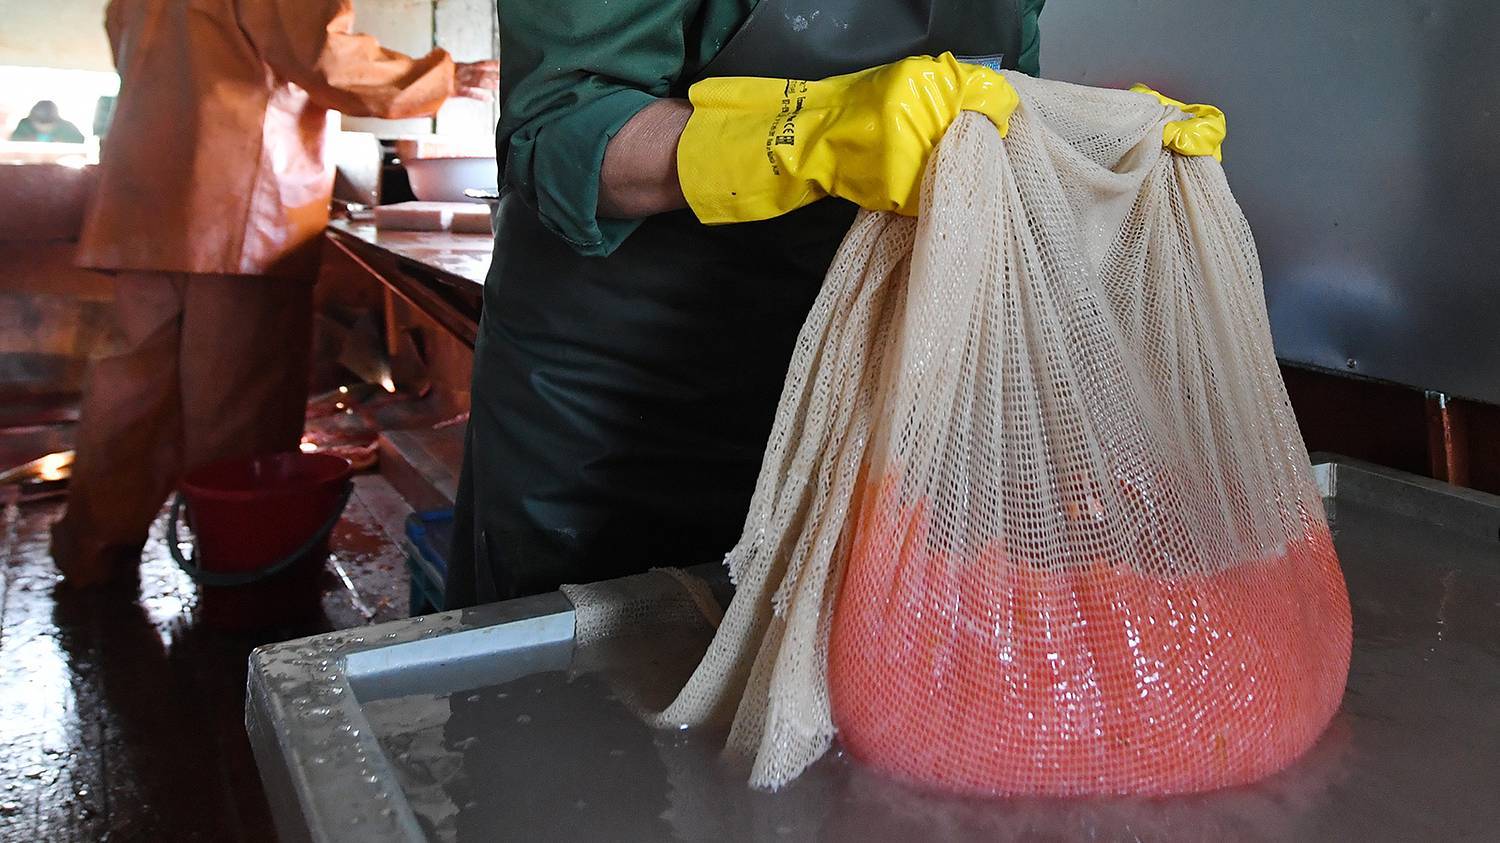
[0,475,413,841]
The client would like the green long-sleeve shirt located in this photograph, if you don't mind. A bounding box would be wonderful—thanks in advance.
[497,0,1045,257]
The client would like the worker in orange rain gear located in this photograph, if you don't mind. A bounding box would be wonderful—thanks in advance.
[52,0,499,587]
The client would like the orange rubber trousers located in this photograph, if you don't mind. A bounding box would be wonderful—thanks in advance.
[50,271,314,586]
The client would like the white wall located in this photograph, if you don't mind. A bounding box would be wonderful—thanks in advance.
[0,0,113,72]
[343,0,501,140]
[433,0,500,140]
[342,0,438,137]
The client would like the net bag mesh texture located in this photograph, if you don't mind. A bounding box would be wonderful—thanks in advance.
[564,568,724,648]
[653,72,1352,797]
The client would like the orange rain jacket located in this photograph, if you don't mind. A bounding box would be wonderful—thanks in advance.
[78,0,458,277]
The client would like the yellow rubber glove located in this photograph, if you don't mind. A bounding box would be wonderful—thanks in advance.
[1129,84,1227,162]
[678,52,1021,224]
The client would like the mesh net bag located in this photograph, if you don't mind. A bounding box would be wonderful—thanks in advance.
[653,72,1352,797]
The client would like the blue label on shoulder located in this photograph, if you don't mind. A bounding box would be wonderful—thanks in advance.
[955,54,1006,72]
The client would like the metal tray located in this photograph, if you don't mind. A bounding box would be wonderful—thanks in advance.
[247,457,1500,842]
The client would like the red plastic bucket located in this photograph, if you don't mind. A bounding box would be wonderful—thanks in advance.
[171,452,353,631]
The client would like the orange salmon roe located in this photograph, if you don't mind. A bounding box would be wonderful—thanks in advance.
[829,477,1352,796]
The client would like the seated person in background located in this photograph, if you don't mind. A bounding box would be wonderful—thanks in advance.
[9,101,86,143]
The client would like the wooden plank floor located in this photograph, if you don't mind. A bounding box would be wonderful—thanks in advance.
[0,475,414,841]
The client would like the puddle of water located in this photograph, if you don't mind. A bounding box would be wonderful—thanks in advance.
[361,500,1500,842]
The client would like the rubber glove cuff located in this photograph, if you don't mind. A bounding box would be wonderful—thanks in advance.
[1130,84,1227,162]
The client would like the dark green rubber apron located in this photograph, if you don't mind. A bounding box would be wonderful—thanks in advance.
[447,0,1024,605]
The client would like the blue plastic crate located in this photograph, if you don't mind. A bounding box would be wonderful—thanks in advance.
[404,509,455,616]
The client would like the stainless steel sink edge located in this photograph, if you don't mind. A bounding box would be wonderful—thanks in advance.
[247,593,577,843]
[247,456,1500,842]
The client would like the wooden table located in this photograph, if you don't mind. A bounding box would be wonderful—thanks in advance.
[325,219,492,348]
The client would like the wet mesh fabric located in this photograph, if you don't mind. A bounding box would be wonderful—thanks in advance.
[563,569,723,648]
[653,72,1352,795]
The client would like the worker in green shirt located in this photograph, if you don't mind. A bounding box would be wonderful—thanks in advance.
[447,0,1045,606]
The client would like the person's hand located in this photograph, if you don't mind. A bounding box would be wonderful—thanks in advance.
[454,60,500,101]
[676,53,1019,224]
